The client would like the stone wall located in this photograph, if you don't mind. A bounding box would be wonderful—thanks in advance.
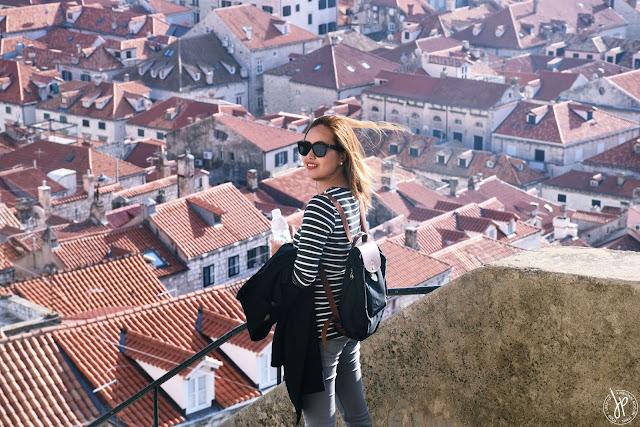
[224,247,640,426]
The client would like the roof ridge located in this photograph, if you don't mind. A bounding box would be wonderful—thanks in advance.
[331,44,339,90]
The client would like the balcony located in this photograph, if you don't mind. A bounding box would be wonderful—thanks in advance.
[221,246,640,426]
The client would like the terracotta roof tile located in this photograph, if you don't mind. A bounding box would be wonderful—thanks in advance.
[571,210,619,224]
[151,183,271,259]
[72,6,169,38]
[38,28,103,53]
[201,308,270,353]
[54,224,185,277]
[215,114,301,152]
[212,5,321,51]
[0,3,64,34]
[543,169,640,198]
[533,70,583,101]
[106,204,142,228]
[0,59,58,105]
[114,175,177,199]
[124,138,165,168]
[7,254,170,316]
[127,97,251,131]
[378,239,451,288]
[431,235,524,280]
[268,42,398,90]
[0,36,47,55]
[149,0,191,14]
[0,203,20,230]
[583,137,640,171]
[494,100,638,144]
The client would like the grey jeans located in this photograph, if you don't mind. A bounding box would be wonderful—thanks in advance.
[301,336,372,427]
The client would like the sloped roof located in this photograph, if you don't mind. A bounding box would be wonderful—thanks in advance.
[72,6,169,38]
[365,72,512,109]
[608,69,640,102]
[267,42,398,90]
[214,114,300,152]
[583,136,640,170]
[533,70,584,101]
[0,36,46,55]
[150,183,271,259]
[493,100,639,144]
[378,239,451,288]
[124,138,165,168]
[38,28,103,52]
[3,254,169,316]
[115,174,177,198]
[0,3,64,34]
[211,4,320,51]
[0,59,58,105]
[543,169,640,198]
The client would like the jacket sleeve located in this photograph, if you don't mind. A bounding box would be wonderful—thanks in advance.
[292,194,335,287]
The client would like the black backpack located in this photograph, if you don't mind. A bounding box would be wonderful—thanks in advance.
[319,194,387,349]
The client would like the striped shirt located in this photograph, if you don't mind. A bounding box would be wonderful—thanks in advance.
[292,187,362,340]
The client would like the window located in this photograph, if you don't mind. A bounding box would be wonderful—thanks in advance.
[453,132,462,142]
[98,122,106,130]
[257,60,263,74]
[262,5,273,12]
[60,116,67,123]
[229,152,235,161]
[371,106,379,112]
[573,53,579,58]
[534,149,545,162]
[527,114,536,125]
[247,246,268,268]
[126,50,132,59]
[389,144,398,154]
[547,51,554,56]
[409,147,419,157]
[61,70,72,81]
[296,4,300,11]
[194,11,200,23]
[82,119,90,127]
[404,32,410,40]
[587,54,593,60]
[458,158,467,167]
[203,264,215,286]
[44,113,51,120]
[283,5,291,16]
[557,194,566,203]
[433,116,442,122]
[142,250,168,268]
[473,136,483,150]
[219,151,224,160]
[607,56,614,63]
[228,255,239,277]
[437,154,445,164]
[157,132,164,140]
[308,13,312,24]
[257,94,264,109]
[319,23,327,34]
[432,129,443,139]
[191,0,199,5]
[5,106,11,114]
[187,375,208,410]
[222,0,231,5]
[214,129,228,141]
[81,74,91,82]
[293,147,299,162]
[236,95,242,104]
[319,0,326,8]
[475,122,483,128]
[388,23,395,32]
[275,150,288,166]
[454,119,462,125]
[592,199,601,207]
[115,51,121,58]
[328,0,335,6]
[328,22,336,32]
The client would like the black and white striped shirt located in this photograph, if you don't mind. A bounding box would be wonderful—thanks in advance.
[292,187,362,340]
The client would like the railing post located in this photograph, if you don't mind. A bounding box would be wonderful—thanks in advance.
[154,387,159,427]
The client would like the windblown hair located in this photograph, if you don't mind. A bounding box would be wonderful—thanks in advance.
[304,115,407,210]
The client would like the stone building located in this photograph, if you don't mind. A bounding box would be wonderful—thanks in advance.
[186,5,323,115]
[362,71,520,150]
[264,40,397,115]
[582,137,640,179]
[166,114,301,187]
[492,100,640,178]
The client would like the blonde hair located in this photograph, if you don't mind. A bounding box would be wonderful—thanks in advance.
[304,115,407,210]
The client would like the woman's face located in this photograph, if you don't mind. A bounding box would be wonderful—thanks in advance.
[302,124,347,189]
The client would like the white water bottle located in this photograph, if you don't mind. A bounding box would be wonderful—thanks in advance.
[271,209,291,244]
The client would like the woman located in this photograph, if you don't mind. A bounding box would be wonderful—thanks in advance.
[276,115,403,426]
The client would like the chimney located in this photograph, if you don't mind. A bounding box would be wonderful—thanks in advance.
[89,191,107,225]
[468,176,476,190]
[38,180,52,219]
[155,188,166,204]
[155,153,171,179]
[177,151,195,198]
[634,140,640,154]
[449,177,458,197]
[617,172,626,186]
[76,44,81,55]
[83,169,95,195]
[407,3,414,15]
[124,73,130,82]
[567,223,578,238]
[381,158,397,190]
[331,36,339,47]
[533,0,538,14]
[529,202,539,217]
[553,205,570,240]
[510,76,520,93]
[247,169,258,192]
[141,198,157,220]
[404,226,419,250]
[15,197,33,226]
[440,69,447,79]
[41,225,59,251]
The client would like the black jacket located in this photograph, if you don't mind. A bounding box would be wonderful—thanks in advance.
[237,243,324,423]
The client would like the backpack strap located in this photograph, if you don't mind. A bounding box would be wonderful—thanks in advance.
[323,193,367,245]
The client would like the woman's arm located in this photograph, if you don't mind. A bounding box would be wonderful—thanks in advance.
[292,195,336,287]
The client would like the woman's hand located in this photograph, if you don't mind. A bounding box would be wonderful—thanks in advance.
[271,224,296,256]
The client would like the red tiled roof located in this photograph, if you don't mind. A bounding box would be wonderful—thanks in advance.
[494,100,638,144]
[543,169,640,198]
[7,254,170,316]
[0,140,144,183]
[601,233,640,251]
[149,0,191,14]
[0,3,64,34]
[38,80,151,121]
[571,210,619,224]
[54,224,185,277]
[0,166,67,207]
[378,239,451,288]
[124,139,166,168]
[115,175,177,198]
[407,207,445,222]
[607,67,640,101]
[431,235,524,280]
[0,59,58,105]
[76,46,123,71]
[0,203,20,229]
[533,70,583,101]
[365,72,512,109]
[106,203,142,228]
[72,6,169,38]
[0,334,100,426]
[38,28,103,52]
[215,114,300,152]
[127,96,250,130]
[201,308,271,353]
[583,137,640,170]
[0,36,46,55]
[151,183,271,259]
[268,42,398,90]
[213,5,320,51]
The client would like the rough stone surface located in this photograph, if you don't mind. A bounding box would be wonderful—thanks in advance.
[225,247,640,426]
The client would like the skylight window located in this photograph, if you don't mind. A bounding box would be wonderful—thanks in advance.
[142,249,169,269]
[346,65,356,72]
[68,36,74,41]
[163,49,174,57]
[65,155,74,162]
[361,62,371,69]
[97,18,104,24]
[313,64,322,71]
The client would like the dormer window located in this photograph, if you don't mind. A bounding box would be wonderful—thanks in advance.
[458,158,467,168]
[495,25,505,38]
[389,144,398,154]
[437,154,445,164]
[586,110,593,120]
[187,375,209,413]
[590,173,603,187]
[527,113,536,125]
[472,23,483,36]
[409,147,419,157]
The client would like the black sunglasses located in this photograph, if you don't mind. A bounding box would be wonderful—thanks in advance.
[297,140,344,157]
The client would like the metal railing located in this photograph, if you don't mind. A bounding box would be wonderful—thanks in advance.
[88,286,439,426]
